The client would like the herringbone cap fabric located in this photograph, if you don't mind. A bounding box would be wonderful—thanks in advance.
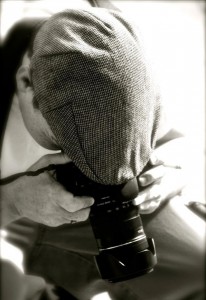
[31,8,162,185]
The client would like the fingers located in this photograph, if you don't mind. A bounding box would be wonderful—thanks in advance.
[47,180,94,226]
[46,196,94,226]
[27,152,71,171]
[52,181,94,225]
[138,182,162,214]
[133,182,162,214]
[138,165,165,187]
[59,206,91,223]
[134,167,185,214]
[46,207,92,227]
[133,182,161,206]
[139,199,161,214]
[14,171,95,227]
[135,159,165,210]
[57,193,94,213]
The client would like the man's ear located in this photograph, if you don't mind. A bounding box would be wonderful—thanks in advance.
[16,65,33,94]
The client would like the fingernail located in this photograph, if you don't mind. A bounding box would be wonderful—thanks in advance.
[140,202,150,210]
[139,176,147,185]
[80,196,94,205]
[87,197,95,205]
[139,174,152,186]
[133,194,145,205]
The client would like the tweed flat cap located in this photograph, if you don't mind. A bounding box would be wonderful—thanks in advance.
[31,8,162,185]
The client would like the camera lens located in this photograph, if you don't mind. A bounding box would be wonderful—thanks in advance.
[89,180,157,282]
[55,162,157,283]
[90,198,148,251]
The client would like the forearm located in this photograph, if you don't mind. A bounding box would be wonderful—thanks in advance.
[0,180,22,227]
[1,153,95,228]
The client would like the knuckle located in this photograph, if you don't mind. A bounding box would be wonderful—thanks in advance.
[139,166,165,186]
[57,194,75,212]
[83,197,94,207]
[69,197,85,212]
[67,201,78,213]
[45,219,58,227]
[79,209,90,221]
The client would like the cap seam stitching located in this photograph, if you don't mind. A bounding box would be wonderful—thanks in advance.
[70,102,104,183]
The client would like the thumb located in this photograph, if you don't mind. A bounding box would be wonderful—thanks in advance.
[27,152,71,171]
[149,152,164,166]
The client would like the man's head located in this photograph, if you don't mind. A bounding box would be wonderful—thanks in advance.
[16,8,161,185]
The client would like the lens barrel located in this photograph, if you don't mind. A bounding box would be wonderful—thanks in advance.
[95,237,156,282]
[55,162,157,283]
[90,197,157,282]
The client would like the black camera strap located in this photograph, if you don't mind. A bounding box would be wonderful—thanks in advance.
[0,164,56,185]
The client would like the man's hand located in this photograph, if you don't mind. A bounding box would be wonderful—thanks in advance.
[133,138,187,214]
[1,153,94,227]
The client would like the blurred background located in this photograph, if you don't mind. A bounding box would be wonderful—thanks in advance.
[1,0,205,202]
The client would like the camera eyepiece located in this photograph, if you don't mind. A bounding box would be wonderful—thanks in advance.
[56,162,157,283]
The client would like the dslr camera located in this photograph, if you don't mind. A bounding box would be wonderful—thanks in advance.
[56,162,157,283]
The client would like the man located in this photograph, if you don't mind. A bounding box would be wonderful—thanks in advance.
[1,5,205,300]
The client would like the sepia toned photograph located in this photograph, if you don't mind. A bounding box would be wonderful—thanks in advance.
[0,1,205,299]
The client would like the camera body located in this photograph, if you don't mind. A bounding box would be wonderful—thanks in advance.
[55,162,157,282]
